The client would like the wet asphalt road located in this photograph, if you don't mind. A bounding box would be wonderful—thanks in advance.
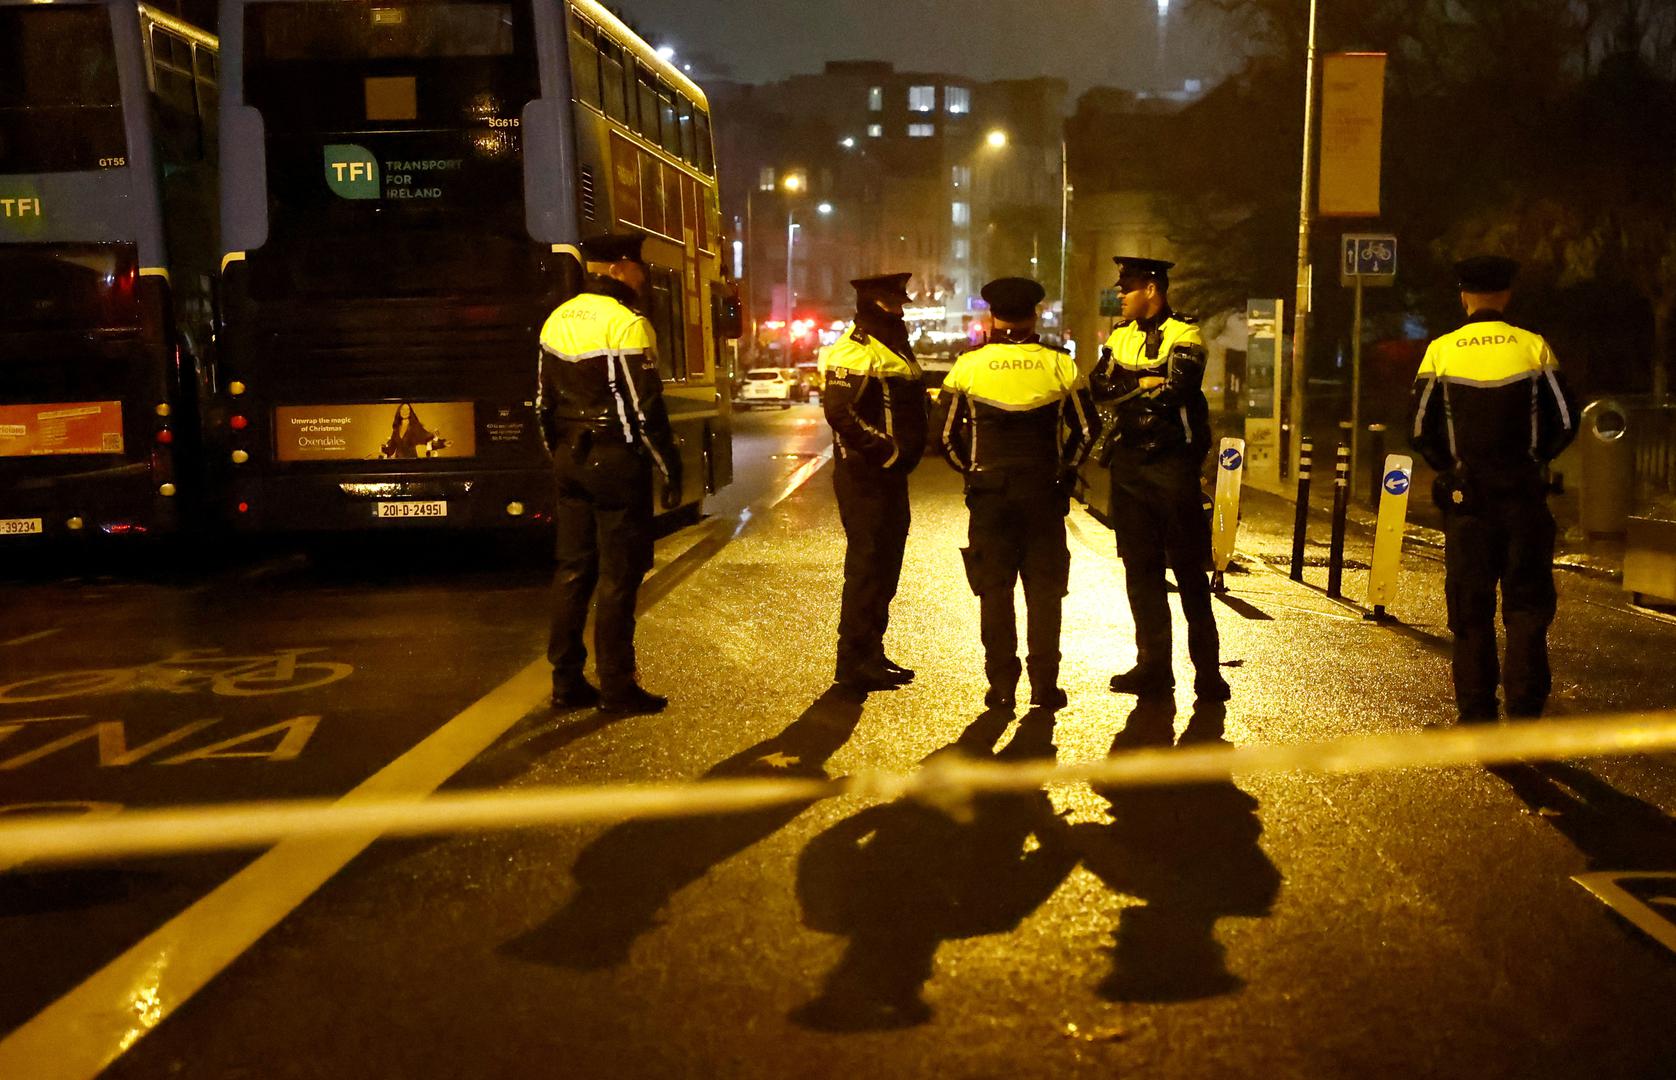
[4,403,1676,1079]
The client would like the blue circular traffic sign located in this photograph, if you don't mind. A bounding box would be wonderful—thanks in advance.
[1383,469,1411,496]
[1220,447,1244,471]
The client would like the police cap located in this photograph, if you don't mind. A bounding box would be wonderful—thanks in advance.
[1112,255,1175,289]
[580,232,647,266]
[1454,255,1519,293]
[850,272,913,301]
[980,277,1046,321]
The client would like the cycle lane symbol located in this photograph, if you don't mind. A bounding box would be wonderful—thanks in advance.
[0,648,354,704]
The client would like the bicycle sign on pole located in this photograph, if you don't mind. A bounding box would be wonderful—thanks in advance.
[1340,233,1397,501]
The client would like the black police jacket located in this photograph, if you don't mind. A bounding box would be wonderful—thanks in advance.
[819,323,928,472]
[1089,311,1212,463]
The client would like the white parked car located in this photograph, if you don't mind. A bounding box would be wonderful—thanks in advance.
[737,368,794,409]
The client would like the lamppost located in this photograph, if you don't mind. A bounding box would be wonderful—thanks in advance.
[1289,0,1322,479]
[779,172,832,363]
[980,128,1072,337]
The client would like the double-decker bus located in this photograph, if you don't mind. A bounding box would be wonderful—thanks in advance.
[0,0,218,542]
[211,0,733,532]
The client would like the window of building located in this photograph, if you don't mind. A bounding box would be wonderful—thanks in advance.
[953,237,969,260]
[951,201,969,226]
[868,86,883,111]
[951,164,970,189]
[908,85,935,112]
[758,167,776,191]
[945,86,970,114]
[867,123,883,138]
[907,123,934,138]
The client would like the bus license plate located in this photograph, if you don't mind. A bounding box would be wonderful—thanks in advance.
[1,518,44,536]
[374,501,448,519]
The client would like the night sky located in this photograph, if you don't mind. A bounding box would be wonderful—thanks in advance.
[606,0,1237,97]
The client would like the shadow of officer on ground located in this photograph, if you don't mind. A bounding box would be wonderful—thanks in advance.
[1488,760,1676,871]
[1073,695,1281,1002]
[503,686,865,971]
[791,707,1077,1031]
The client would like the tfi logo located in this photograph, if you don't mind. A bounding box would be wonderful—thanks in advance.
[324,145,380,200]
[0,197,43,218]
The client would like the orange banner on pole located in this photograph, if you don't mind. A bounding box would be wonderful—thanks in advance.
[1319,53,1387,218]
[0,401,124,457]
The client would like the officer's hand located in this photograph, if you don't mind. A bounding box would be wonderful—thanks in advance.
[659,479,683,511]
[1138,376,1165,390]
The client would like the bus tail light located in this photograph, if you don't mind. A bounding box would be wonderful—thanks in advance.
[229,414,249,431]
[236,501,251,515]
[156,428,174,445]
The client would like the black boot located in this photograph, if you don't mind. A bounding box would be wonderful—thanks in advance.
[600,685,669,715]
[985,683,1018,710]
[551,680,601,710]
[1110,666,1174,696]
[881,657,916,683]
[1193,670,1231,702]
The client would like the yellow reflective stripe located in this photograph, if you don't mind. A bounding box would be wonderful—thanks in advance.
[138,267,170,283]
[1103,318,1201,370]
[821,326,919,378]
[219,251,246,275]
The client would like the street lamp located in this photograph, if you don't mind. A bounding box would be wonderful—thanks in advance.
[986,129,1009,150]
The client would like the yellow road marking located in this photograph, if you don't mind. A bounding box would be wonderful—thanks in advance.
[3,628,63,647]
[0,452,832,1080]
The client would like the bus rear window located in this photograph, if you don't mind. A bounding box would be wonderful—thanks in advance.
[248,2,517,62]
[0,7,126,173]
[0,243,140,331]
[245,0,536,132]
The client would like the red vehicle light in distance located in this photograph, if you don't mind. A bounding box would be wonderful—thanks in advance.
[230,414,250,431]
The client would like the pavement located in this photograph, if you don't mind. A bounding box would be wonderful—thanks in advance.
[3,403,1676,1079]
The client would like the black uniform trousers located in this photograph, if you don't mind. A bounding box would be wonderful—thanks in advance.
[1108,450,1219,680]
[962,469,1071,693]
[833,454,911,681]
[548,438,654,696]
[1441,492,1557,719]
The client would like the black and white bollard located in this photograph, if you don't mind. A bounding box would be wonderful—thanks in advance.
[1289,437,1312,582]
[1326,441,1350,599]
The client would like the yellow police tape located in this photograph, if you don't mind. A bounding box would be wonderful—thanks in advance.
[3,709,1675,868]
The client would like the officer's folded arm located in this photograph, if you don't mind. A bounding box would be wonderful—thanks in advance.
[822,373,898,465]
[1144,343,1206,405]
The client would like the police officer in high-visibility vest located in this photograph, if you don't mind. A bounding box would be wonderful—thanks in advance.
[1409,256,1578,723]
[1089,256,1228,702]
[819,272,929,692]
[538,233,683,715]
[941,277,1099,710]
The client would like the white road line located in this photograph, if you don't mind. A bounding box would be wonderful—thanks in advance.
[0,455,833,1080]
[3,628,63,647]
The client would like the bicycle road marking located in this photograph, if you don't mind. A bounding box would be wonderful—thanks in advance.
[3,628,63,647]
[0,649,354,704]
[0,450,832,1080]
